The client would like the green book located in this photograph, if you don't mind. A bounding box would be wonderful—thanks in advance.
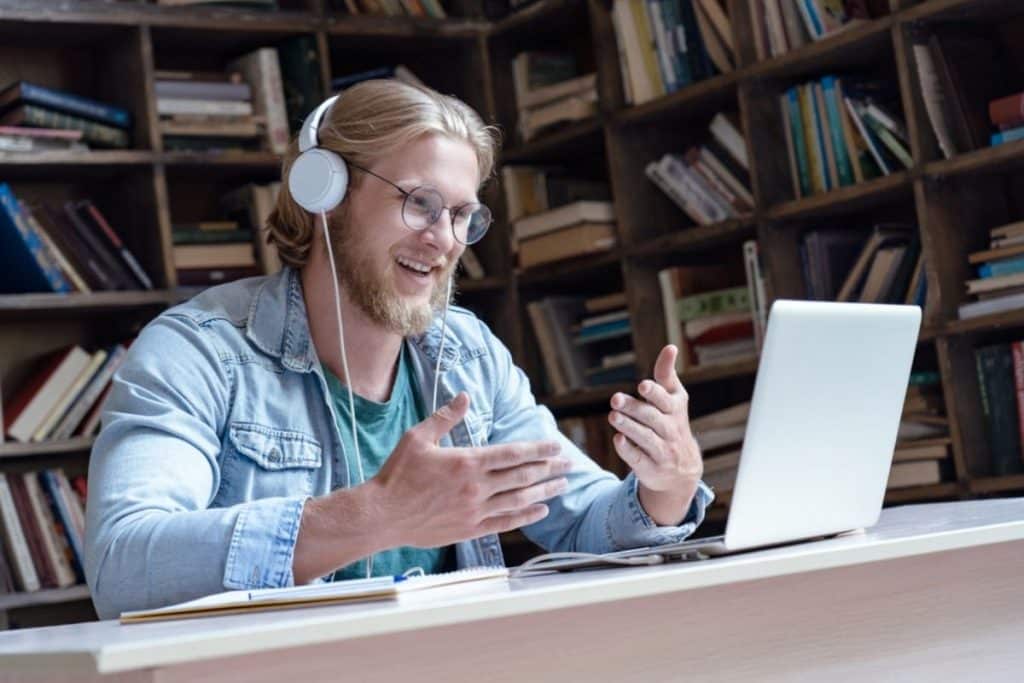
[676,286,751,322]
[277,35,323,135]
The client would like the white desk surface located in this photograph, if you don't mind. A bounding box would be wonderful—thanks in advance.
[1,497,1022,676]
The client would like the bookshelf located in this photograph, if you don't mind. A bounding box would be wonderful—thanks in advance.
[1,0,1023,628]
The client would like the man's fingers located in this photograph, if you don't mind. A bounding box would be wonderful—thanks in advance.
[477,439,562,471]
[609,411,666,464]
[416,392,471,444]
[486,477,568,515]
[611,392,671,437]
[613,433,654,476]
[488,458,572,496]
[653,345,684,394]
[477,504,550,536]
[636,380,674,414]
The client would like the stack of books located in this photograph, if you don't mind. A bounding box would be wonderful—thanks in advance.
[658,263,757,373]
[513,200,617,269]
[527,292,634,395]
[690,400,750,495]
[328,0,447,19]
[172,220,259,287]
[750,0,886,60]
[0,80,131,149]
[780,76,910,199]
[3,342,132,445]
[0,468,88,595]
[512,52,597,142]
[989,91,1024,147]
[890,370,951,489]
[959,221,1024,320]
[610,0,733,106]
[157,46,289,154]
[0,184,153,294]
[504,165,615,269]
[974,342,1024,476]
[646,113,752,226]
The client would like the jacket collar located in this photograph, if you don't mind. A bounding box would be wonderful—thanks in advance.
[246,267,464,373]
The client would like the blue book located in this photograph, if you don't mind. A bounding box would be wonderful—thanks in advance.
[990,125,1024,146]
[821,76,855,187]
[0,183,70,293]
[0,81,132,129]
[660,0,691,88]
[979,254,1024,278]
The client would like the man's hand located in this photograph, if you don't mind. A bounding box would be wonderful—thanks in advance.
[371,392,570,549]
[607,345,703,525]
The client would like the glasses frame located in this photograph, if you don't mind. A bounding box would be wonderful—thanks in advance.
[348,162,492,245]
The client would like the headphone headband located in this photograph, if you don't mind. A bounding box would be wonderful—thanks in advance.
[298,95,339,153]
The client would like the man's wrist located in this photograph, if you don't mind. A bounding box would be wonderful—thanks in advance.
[637,478,700,527]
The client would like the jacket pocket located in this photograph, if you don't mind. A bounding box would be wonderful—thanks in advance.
[215,422,323,503]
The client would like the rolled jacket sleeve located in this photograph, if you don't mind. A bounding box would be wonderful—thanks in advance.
[85,313,305,620]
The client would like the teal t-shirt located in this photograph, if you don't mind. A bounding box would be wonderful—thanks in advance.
[323,346,453,581]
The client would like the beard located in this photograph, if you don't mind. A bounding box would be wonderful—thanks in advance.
[326,207,456,337]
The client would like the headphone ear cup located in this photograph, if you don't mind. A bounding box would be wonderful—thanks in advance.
[288,148,349,214]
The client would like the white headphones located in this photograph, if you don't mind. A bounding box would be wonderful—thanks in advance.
[288,95,349,214]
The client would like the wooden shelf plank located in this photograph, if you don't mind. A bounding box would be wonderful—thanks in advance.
[0,585,91,612]
[327,13,484,38]
[944,308,1024,337]
[969,475,1024,495]
[901,0,1018,23]
[501,118,604,164]
[923,139,1024,179]
[884,482,960,505]
[613,73,739,127]
[743,15,895,83]
[0,150,153,166]
[627,217,757,259]
[0,291,170,316]
[489,0,581,36]
[0,1,318,31]
[0,437,95,460]
[680,356,759,386]
[765,172,914,222]
[159,151,282,168]
[540,382,635,411]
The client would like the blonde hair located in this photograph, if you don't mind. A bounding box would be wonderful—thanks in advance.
[266,79,501,269]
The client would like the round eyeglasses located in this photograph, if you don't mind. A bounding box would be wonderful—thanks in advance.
[350,162,493,245]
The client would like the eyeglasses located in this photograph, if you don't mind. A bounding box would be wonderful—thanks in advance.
[349,162,492,246]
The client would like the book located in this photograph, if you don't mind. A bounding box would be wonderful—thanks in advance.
[120,566,509,623]
[513,201,615,242]
[517,222,617,269]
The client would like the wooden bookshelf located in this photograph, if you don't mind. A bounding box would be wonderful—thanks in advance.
[3,0,1024,628]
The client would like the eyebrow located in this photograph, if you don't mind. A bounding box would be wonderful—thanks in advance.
[396,178,478,205]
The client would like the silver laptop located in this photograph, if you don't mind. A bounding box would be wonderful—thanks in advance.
[519,299,922,571]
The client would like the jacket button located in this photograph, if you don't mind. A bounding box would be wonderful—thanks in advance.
[268,447,282,463]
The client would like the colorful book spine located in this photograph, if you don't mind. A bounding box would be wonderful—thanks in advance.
[0,183,70,293]
[19,81,131,129]
[821,76,855,186]
[9,105,130,148]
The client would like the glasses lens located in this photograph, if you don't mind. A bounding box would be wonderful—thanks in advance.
[453,203,492,245]
[402,187,444,231]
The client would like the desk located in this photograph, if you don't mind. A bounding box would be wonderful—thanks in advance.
[0,498,1022,682]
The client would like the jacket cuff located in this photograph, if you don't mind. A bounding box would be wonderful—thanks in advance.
[223,496,307,589]
[607,473,715,551]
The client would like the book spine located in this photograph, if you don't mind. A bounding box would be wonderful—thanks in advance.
[785,87,812,197]
[0,474,40,592]
[1013,341,1024,466]
[63,202,135,289]
[17,105,129,148]
[84,203,154,289]
[822,76,855,186]
[21,82,131,129]
[677,287,751,322]
[977,344,1024,475]
[0,183,70,293]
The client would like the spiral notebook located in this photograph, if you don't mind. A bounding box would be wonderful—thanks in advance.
[119,566,509,624]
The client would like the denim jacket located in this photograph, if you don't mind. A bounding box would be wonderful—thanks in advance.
[85,268,713,619]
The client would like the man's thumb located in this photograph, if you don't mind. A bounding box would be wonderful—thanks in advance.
[420,392,470,443]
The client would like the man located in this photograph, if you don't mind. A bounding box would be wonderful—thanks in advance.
[84,79,712,620]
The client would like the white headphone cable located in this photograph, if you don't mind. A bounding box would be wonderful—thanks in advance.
[432,277,452,414]
[321,210,372,580]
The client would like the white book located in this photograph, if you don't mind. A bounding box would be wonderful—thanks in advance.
[120,567,509,624]
[229,48,290,154]
[32,349,108,442]
[6,346,92,443]
[513,200,615,242]
[646,161,712,226]
[0,474,40,592]
[709,113,749,170]
[156,98,254,117]
[519,73,598,110]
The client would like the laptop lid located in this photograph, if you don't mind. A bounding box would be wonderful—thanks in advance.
[723,300,921,551]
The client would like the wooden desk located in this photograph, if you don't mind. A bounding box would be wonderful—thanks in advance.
[1,498,1022,682]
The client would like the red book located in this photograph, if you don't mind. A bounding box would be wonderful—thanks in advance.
[989,92,1024,127]
[3,347,74,439]
[6,474,57,589]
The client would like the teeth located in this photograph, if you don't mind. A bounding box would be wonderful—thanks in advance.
[396,256,432,274]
